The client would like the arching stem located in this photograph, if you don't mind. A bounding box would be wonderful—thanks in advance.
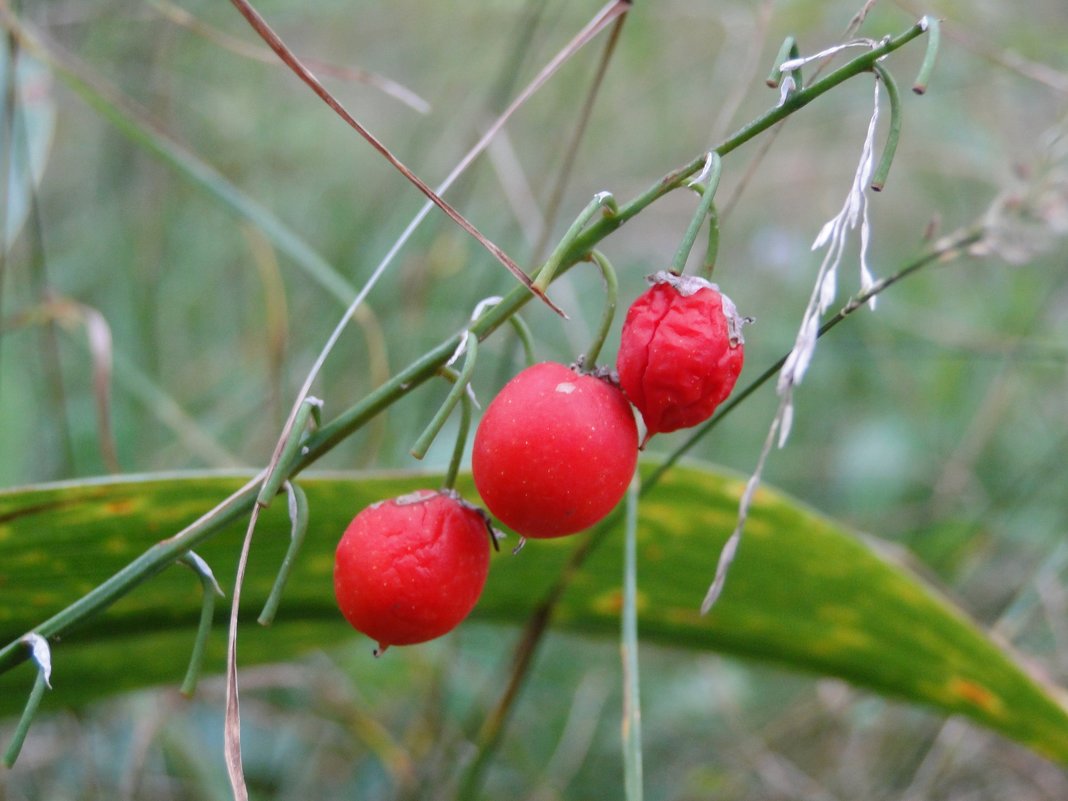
[257,481,310,626]
[410,336,479,460]
[766,35,802,92]
[577,249,619,368]
[669,153,722,276]
[913,16,940,94]
[507,314,537,368]
[179,551,225,695]
[256,397,321,508]
[3,635,51,767]
[871,63,902,192]
[531,191,617,296]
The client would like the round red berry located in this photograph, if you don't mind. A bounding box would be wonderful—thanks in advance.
[334,490,491,653]
[617,271,747,445]
[472,361,638,538]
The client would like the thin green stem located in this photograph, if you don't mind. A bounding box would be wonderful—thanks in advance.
[179,551,224,696]
[0,478,259,674]
[443,393,471,492]
[531,191,617,295]
[713,20,927,162]
[507,315,537,367]
[621,475,643,801]
[702,201,720,278]
[670,153,722,274]
[578,250,618,368]
[913,15,940,94]
[871,62,902,192]
[410,336,479,460]
[558,19,929,272]
[533,8,628,265]
[256,398,320,507]
[257,482,310,626]
[766,36,801,90]
[3,663,47,767]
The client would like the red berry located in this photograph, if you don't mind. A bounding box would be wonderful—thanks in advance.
[334,490,491,653]
[472,362,638,538]
[617,271,747,445]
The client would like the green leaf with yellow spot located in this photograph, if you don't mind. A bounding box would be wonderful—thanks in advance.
[1,462,1066,764]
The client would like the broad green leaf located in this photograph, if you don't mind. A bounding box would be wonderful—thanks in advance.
[0,463,1066,765]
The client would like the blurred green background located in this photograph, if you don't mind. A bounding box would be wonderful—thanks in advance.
[2,0,1067,798]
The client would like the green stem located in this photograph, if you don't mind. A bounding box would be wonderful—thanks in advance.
[443,392,472,492]
[871,63,902,192]
[3,663,47,767]
[531,191,617,295]
[578,250,618,368]
[257,482,310,626]
[913,16,940,94]
[0,18,936,679]
[410,336,479,460]
[669,153,722,274]
[621,475,643,801]
[766,35,801,90]
[0,478,258,674]
[179,551,224,696]
[507,314,537,367]
[557,18,929,271]
[256,398,320,507]
[702,201,720,278]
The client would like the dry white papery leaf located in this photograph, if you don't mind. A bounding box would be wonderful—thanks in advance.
[703,76,884,615]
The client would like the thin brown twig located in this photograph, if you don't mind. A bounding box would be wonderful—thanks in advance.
[147,0,431,112]
[533,10,629,264]
[226,0,565,314]
[224,505,262,801]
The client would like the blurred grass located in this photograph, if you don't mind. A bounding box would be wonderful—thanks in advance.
[1,0,1068,798]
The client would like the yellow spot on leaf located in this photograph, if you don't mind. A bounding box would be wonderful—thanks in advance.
[105,499,137,516]
[949,677,1005,717]
[592,589,649,616]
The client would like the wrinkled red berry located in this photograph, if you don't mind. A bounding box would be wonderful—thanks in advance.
[334,490,491,653]
[617,271,747,445]
[472,362,638,538]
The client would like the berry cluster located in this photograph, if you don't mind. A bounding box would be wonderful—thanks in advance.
[334,270,747,653]
[471,271,747,537]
